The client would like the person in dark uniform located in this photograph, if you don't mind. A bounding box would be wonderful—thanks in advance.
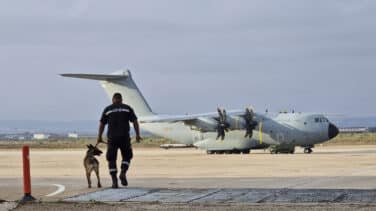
[216,123,226,140]
[97,93,142,188]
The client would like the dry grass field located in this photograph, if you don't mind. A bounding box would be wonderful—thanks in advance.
[0,133,375,150]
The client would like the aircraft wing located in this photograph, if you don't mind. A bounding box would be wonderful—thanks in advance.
[139,109,245,123]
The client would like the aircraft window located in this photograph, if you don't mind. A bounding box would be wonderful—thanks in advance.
[314,117,329,123]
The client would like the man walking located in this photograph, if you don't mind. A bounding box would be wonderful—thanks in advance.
[97,93,142,188]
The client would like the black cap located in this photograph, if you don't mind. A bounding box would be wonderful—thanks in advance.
[113,93,122,99]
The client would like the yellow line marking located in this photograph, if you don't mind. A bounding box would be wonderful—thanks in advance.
[259,121,263,144]
[235,116,239,129]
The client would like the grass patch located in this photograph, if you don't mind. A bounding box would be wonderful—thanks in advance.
[1,133,375,149]
[324,133,376,145]
[0,137,175,149]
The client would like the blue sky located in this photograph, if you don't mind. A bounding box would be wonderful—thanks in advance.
[0,0,375,121]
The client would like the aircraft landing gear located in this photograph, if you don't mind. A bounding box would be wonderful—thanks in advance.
[207,150,215,155]
[241,149,250,154]
[233,150,241,154]
[224,150,233,154]
[269,145,295,154]
[304,148,313,154]
[206,149,250,155]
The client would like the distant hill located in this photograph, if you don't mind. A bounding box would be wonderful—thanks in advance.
[330,116,376,128]
[0,120,97,135]
[0,120,154,137]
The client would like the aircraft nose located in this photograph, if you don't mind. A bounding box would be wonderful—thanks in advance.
[328,123,339,139]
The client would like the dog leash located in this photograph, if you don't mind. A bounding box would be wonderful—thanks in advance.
[95,141,108,148]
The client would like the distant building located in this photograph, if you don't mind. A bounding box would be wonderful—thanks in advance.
[33,133,50,140]
[339,127,368,134]
[68,133,79,139]
[4,135,17,140]
[368,127,376,133]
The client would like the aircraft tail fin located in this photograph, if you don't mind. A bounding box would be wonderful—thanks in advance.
[61,70,155,117]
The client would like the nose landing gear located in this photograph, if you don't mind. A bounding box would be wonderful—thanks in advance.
[304,148,313,154]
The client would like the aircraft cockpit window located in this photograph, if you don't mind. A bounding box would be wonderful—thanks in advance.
[315,117,329,123]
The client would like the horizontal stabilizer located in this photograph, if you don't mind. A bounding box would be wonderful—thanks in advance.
[60,73,128,81]
[60,69,155,117]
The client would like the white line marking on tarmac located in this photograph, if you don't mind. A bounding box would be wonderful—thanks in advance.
[46,184,65,197]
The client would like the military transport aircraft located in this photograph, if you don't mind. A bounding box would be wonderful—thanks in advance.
[61,70,339,154]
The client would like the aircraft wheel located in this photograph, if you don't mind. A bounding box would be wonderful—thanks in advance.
[207,150,214,155]
[304,148,312,154]
[233,150,241,154]
[242,149,250,154]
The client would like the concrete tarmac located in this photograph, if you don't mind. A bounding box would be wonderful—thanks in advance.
[1,145,376,205]
[65,187,376,203]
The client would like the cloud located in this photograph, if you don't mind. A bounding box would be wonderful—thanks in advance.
[0,0,375,120]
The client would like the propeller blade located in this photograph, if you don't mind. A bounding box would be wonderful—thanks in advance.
[216,107,229,140]
[244,107,257,138]
[217,108,224,123]
[259,121,263,144]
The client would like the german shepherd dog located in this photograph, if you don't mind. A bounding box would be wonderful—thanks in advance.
[84,144,103,188]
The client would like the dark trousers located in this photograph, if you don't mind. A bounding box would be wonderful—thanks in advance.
[106,136,133,175]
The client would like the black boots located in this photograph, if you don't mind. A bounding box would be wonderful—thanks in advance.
[111,173,118,188]
[119,170,128,186]
[110,169,128,188]
[111,172,127,188]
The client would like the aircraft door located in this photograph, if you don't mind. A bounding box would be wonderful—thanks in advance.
[277,131,291,145]
[192,131,205,142]
[277,132,284,142]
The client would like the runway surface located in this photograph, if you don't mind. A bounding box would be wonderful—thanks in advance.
[1,145,376,205]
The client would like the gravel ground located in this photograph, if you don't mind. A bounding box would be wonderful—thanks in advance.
[11,202,376,211]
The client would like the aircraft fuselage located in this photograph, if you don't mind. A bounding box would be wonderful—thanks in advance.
[141,112,338,151]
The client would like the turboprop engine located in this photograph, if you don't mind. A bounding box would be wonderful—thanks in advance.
[214,107,258,140]
[187,107,259,140]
